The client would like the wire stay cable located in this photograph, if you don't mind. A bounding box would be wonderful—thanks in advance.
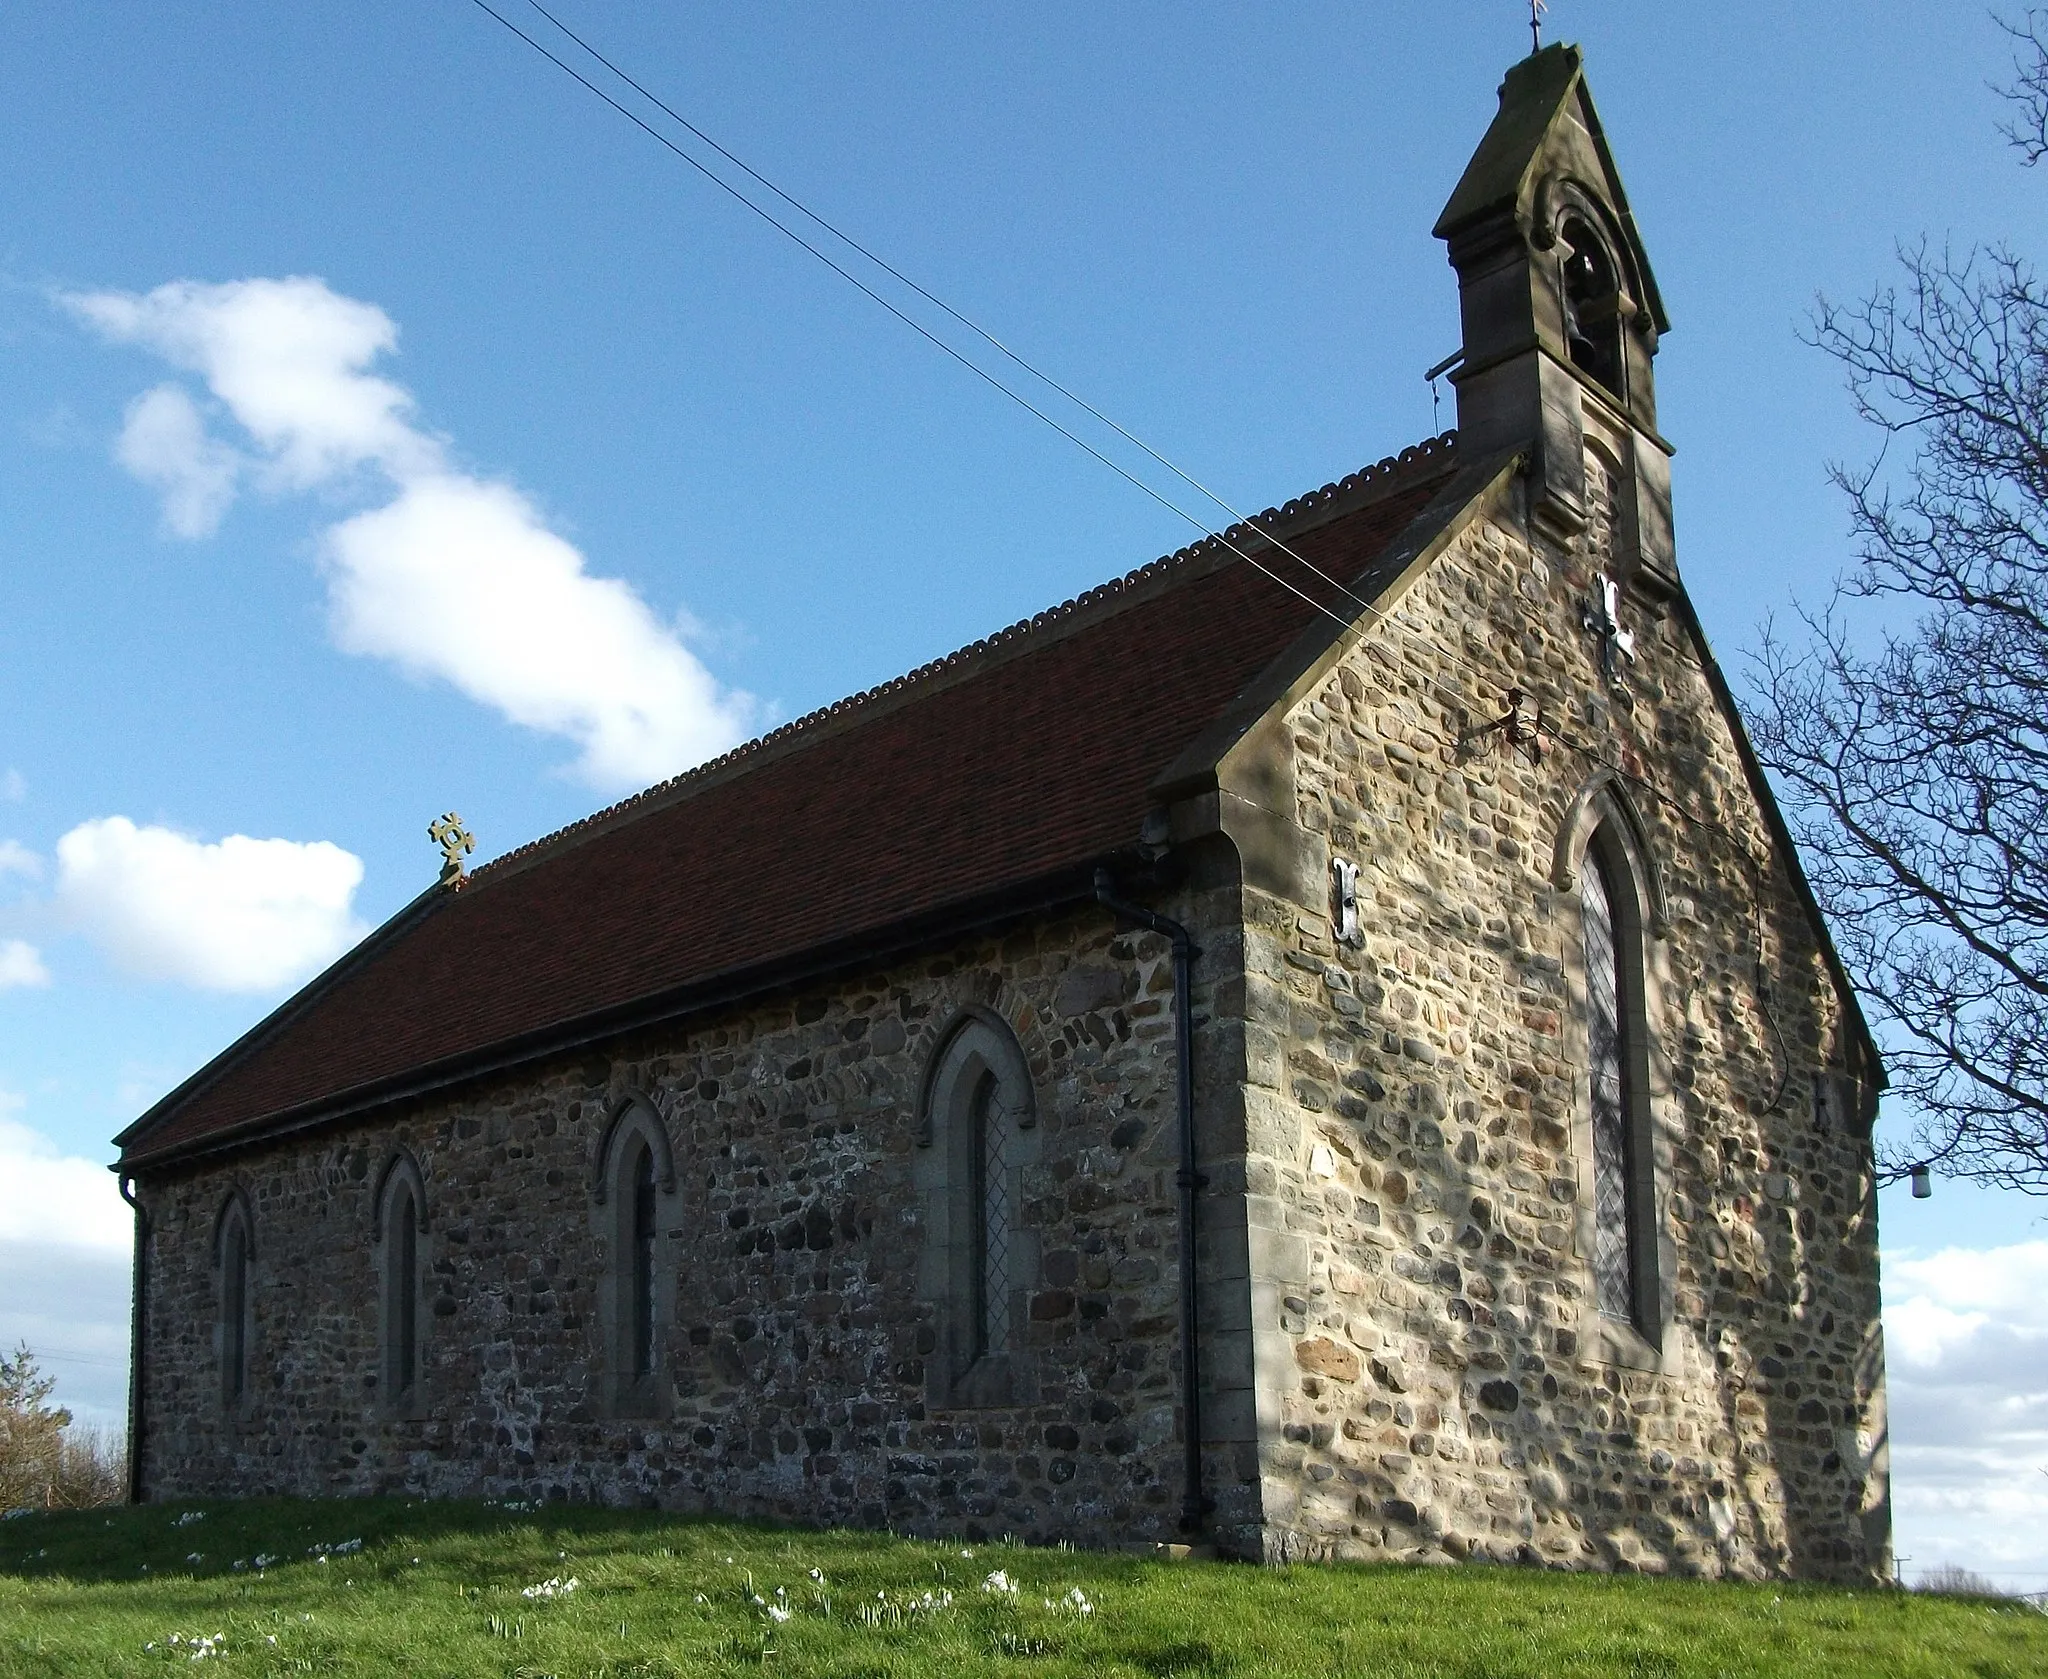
[467,0,1368,635]
[466,0,1392,633]
[466,0,1803,1099]
[514,0,1389,623]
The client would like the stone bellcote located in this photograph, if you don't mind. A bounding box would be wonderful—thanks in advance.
[1435,44,1677,592]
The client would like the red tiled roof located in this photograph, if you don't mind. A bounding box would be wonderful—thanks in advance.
[120,438,1463,1166]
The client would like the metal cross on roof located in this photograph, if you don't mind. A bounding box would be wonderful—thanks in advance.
[428,811,475,887]
[1530,0,1548,52]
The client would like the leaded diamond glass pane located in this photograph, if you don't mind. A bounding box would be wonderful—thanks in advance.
[394,1187,417,1395]
[631,1144,657,1379]
[1583,852,1636,1322]
[975,1073,1014,1354]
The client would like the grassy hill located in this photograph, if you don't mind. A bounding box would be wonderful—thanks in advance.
[1,1499,2041,1677]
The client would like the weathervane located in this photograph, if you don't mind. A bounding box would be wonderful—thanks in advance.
[1530,0,1548,52]
[428,811,475,888]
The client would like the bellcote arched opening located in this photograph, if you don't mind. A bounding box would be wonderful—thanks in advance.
[1559,212,1625,399]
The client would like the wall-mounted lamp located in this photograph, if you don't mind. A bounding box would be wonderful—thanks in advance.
[1909,1163,1933,1199]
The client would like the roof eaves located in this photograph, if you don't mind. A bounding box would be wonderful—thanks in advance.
[110,882,449,1160]
[1151,448,1523,803]
[116,858,1118,1175]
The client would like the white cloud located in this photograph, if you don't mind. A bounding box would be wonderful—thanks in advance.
[115,384,242,538]
[326,474,752,787]
[1,769,24,802]
[54,816,367,994]
[1884,1239,2048,1589]
[0,940,50,990]
[0,840,39,880]
[68,275,756,788]
[68,277,426,488]
[0,1099,132,1424]
[0,1102,128,1257]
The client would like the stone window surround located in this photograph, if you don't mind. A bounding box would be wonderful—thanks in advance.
[588,1091,680,1420]
[371,1148,430,1420]
[211,1187,256,1417]
[914,1008,1042,1409]
[1552,774,1679,1373]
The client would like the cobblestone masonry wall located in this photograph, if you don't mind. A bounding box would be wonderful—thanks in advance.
[137,898,1249,1546]
[1237,475,1890,1579]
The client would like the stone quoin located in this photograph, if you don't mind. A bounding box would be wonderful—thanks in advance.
[114,43,1892,1579]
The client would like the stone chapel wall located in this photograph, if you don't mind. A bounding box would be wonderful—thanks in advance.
[135,894,1241,1546]
[1235,481,1891,1579]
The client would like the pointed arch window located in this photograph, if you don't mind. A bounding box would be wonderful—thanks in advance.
[374,1152,430,1412]
[1582,842,1640,1322]
[916,1012,1040,1405]
[591,1093,677,1418]
[215,1196,253,1409]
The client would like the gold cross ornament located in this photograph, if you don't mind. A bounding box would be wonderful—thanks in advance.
[428,811,476,887]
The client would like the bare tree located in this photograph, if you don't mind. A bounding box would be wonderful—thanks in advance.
[1747,15,2048,1193]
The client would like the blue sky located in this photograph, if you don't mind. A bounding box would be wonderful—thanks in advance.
[1,0,2043,1584]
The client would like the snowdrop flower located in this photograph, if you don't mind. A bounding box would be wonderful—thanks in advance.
[982,1569,1019,1596]
[1064,1587,1095,1615]
[765,1604,792,1623]
[808,1567,825,1582]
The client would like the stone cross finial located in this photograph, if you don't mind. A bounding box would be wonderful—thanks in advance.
[1529,0,1547,52]
[428,812,475,887]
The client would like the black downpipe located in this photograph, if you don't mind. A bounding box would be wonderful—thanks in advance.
[1094,867,1210,1533]
[117,1173,147,1504]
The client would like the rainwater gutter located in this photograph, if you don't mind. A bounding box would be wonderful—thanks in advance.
[1093,867,1209,1535]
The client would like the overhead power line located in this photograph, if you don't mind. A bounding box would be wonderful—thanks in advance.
[459,0,1800,1053]
[516,0,1387,615]
[464,0,1370,635]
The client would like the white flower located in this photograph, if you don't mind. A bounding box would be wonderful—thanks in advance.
[1064,1587,1095,1615]
[173,1510,207,1527]
[808,1567,825,1582]
[765,1604,792,1623]
[520,1575,580,1600]
[981,1569,1019,1596]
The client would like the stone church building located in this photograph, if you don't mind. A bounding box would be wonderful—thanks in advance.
[116,45,1892,1578]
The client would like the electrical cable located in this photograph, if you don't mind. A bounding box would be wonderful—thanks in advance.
[464,0,1363,638]
[465,0,1802,1104]
[514,0,1394,626]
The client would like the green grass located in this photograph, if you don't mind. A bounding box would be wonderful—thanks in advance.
[0,1500,2041,1677]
